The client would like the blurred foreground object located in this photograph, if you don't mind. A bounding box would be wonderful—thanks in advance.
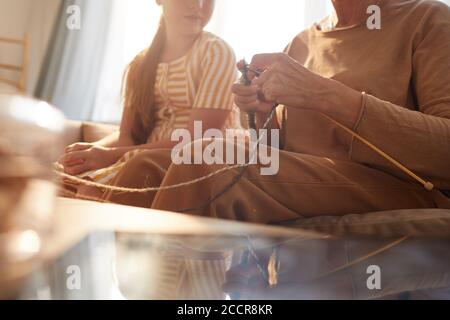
[0,95,65,299]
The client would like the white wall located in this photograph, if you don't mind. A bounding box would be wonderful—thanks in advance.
[0,0,61,95]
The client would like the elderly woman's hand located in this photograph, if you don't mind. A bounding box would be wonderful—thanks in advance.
[231,60,275,116]
[234,53,363,129]
[252,53,335,110]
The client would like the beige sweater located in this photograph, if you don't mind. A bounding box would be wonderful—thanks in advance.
[284,0,450,190]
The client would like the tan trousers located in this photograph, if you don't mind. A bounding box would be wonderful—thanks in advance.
[103,146,437,223]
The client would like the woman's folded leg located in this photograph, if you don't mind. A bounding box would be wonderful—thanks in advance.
[151,150,436,223]
[102,142,435,223]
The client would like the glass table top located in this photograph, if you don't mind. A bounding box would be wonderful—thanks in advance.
[16,230,450,300]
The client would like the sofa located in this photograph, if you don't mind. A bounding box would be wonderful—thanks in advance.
[63,120,119,146]
[62,120,450,299]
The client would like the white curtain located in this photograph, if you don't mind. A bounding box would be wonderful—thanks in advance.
[36,0,117,121]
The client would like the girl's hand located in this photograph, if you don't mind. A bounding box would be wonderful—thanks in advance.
[59,145,121,175]
[65,142,96,154]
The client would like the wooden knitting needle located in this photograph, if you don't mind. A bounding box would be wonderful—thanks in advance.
[320,113,435,191]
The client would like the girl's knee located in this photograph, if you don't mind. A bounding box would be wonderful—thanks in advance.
[77,185,104,200]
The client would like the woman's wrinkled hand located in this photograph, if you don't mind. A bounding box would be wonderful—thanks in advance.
[232,60,275,116]
[249,53,338,111]
[59,144,120,176]
[233,53,363,129]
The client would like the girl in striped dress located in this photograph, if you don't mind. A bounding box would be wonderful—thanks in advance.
[60,0,240,198]
[60,0,239,300]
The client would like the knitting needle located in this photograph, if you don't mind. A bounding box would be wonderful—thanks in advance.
[239,60,257,130]
[321,113,435,191]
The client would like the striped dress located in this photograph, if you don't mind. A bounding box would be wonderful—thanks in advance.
[80,31,240,184]
[78,33,239,299]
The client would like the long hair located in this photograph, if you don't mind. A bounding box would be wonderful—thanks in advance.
[123,18,166,144]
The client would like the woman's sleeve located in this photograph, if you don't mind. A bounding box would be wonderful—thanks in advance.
[349,3,450,189]
[192,39,237,111]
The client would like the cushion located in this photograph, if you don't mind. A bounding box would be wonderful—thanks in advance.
[282,209,450,238]
[63,120,83,146]
[82,122,118,143]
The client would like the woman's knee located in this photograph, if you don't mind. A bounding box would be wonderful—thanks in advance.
[121,150,172,176]
[174,137,249,167]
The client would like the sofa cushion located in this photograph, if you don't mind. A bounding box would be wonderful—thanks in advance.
[82,122,118,143]
[283,209,450,238]
[63,120,83,146]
